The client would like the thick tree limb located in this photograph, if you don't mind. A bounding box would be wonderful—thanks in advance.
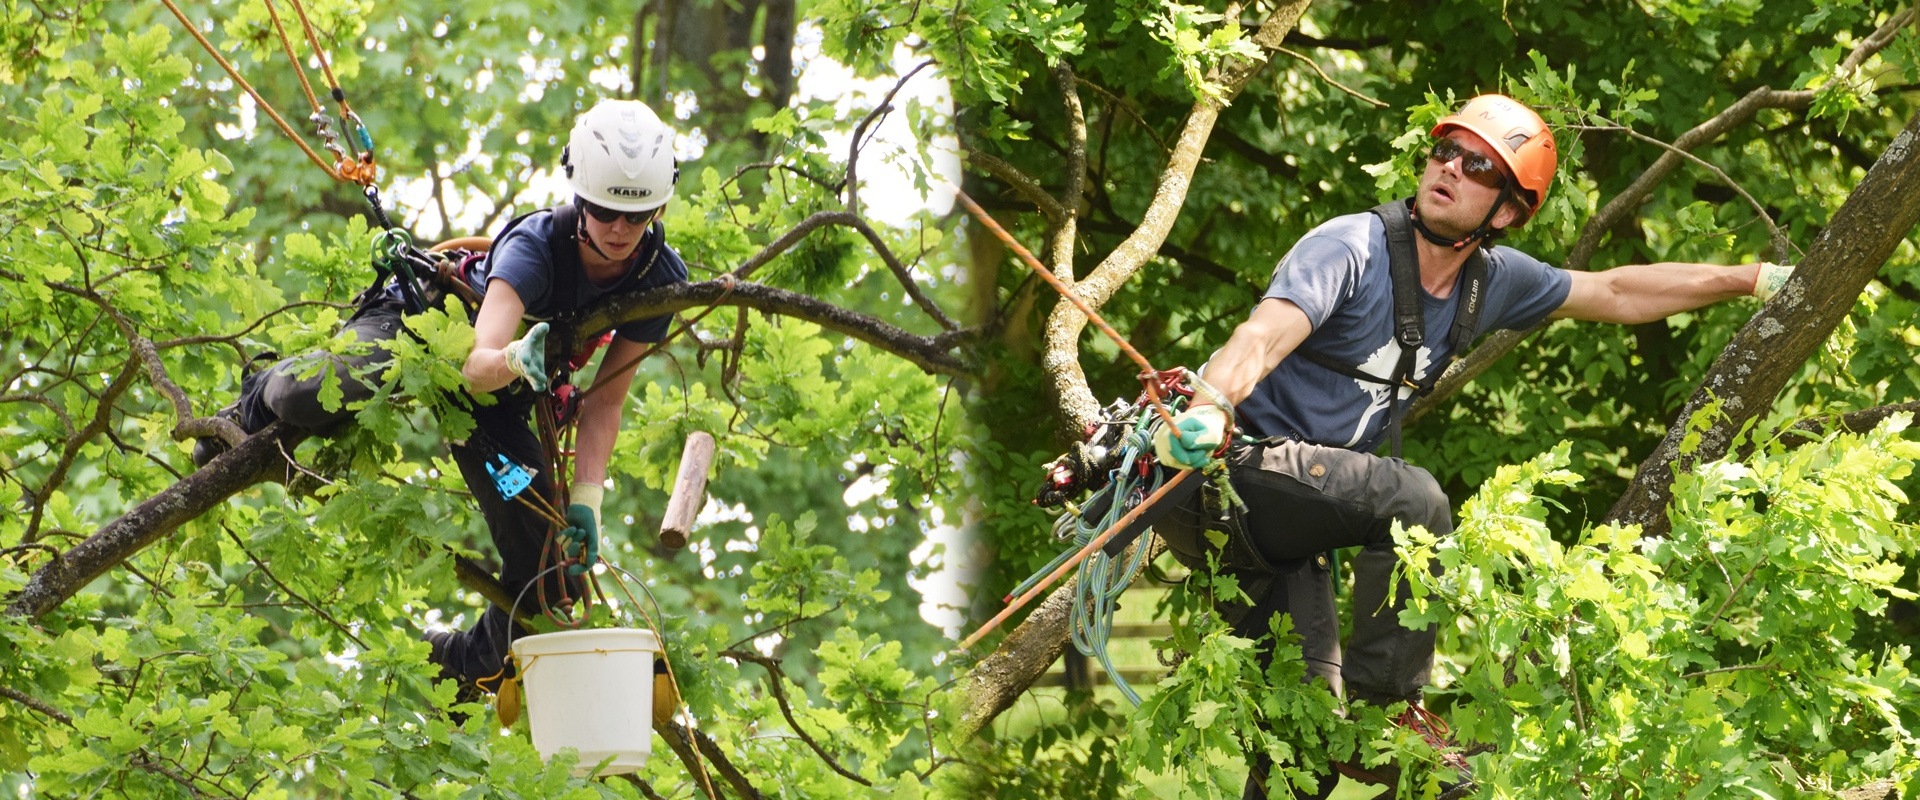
[1041,0,1311,432]
[1781,400,1920,442]
[1606,107,1920,533]
[658,719,755,800]
[8,423,302,619]
[566,279,969,375]
[1052,62,1089,282]
[956,537,1164,741]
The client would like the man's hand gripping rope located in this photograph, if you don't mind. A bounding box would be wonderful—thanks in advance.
[1151,373,1244,511]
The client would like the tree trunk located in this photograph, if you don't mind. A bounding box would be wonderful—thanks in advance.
[1606,108,1920,533]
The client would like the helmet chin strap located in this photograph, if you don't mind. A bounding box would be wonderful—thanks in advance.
[1412,183,1513,251]
[573,199,619,263]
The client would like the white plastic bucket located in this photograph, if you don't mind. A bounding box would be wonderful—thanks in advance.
[511,627,660,776]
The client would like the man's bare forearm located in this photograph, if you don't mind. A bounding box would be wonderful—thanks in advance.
[1554,262,1761,324]
[1196,298,1314,409]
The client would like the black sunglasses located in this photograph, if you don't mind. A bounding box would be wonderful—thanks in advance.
[1427,137,1508,190]
[581,200,661,226]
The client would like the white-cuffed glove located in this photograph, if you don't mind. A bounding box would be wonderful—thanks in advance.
[1753,262,1794,302]
[1152,405,1228,469]
[500,322,550,391]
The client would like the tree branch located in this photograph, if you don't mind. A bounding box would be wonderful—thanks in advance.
[1041,0,1310,433]
[657,720,754,800]
[722,649,873,786]
[960,148,1066,224]
[7,423,304,619]
[1052,62,1089,281]
[1607,107,1920,533]
[567,279,969,376]
[1272,45,1387,108]
[730,211,959,331]
[1568,116,1789,261]
[26,358,139,543]
[847,60,936,219]
[0,685,72,726]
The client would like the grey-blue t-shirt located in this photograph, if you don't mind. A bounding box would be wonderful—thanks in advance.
[1233,209,1571,452]
[464,208,688,343]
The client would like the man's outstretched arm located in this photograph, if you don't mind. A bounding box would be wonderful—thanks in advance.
[1198,297,1315,407]
[1551,262,1767,324]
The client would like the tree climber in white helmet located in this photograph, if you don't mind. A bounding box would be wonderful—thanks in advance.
[1150,94,1794,797]
[193,99,690,695]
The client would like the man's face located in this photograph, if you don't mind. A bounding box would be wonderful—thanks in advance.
[1414,131,1517,237]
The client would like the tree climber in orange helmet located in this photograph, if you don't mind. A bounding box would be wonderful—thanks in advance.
[1150,94,1794,797]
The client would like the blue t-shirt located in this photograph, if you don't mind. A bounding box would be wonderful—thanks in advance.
[1233,210,1571,452]
[465,208,688,343]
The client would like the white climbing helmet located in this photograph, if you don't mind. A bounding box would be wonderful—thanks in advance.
[561,99,678,212]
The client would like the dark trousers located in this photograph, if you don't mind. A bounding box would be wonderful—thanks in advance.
[227,295,569,686]
[1157,439,1455,799]
[233,296,406,433]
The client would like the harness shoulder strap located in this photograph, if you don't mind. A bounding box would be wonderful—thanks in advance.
[547,202,584,310]
[1373,199,1426,353]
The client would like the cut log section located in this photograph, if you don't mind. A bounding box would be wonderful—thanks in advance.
[659,431,715,550]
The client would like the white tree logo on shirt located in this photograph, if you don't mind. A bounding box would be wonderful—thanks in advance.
[1343,339,1433,447]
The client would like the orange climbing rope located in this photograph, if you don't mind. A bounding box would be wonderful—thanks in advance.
[954,190,1180,429]
[157,0,379,187]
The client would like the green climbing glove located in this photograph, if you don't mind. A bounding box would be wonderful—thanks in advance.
[501,322,550,391]
[1153,404,1228,469]
[563,482,603,575]
[1753,262,1794,302]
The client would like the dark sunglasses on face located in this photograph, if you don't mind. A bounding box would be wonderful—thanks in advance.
[1427,137,1508,190]
[581,200,661,226]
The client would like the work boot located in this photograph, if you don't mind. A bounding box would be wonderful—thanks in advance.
[190,402,246,468]
[1334,703,1473,790]
[422,630,490,722]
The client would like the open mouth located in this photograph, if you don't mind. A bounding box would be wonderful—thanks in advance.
[1430,184,1454,203]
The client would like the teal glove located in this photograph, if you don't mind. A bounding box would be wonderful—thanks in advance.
[501,322,550,391]
[1753,262,1794,302]
[563,482,603,575]
[1152,405,1228,469]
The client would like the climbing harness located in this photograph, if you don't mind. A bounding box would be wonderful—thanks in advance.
[1293,199,1487,458]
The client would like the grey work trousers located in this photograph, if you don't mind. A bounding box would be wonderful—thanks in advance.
[1156,438,1454,799]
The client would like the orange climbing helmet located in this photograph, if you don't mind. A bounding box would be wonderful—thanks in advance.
[1431,94,1557,222]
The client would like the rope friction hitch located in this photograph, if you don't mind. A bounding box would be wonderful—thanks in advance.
[159,0,394,226]
[953,193,1239,690]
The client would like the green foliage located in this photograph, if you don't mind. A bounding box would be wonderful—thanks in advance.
[2,0,976,796]
[1395,424,1920,796]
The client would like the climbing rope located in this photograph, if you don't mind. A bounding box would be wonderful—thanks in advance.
[955,190,1182,429]
[1062,404,1168,704]
[158,0,386,209]
[952,195,1253,704]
